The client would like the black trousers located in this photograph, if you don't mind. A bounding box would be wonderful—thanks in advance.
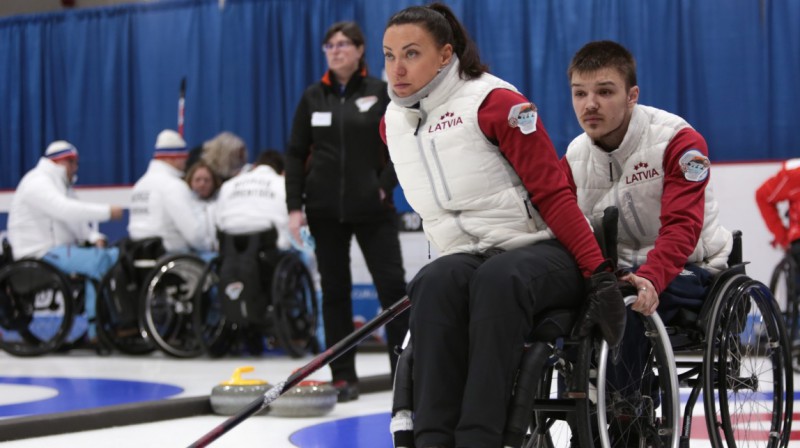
[408,240,585,448]
[307,215,409,383]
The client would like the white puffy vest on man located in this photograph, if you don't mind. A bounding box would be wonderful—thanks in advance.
[128,130,208,253]
[384,63,554,255]
[8,141,111,259]
[564,105,732,277]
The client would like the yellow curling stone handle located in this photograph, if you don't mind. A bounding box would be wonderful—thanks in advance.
[220,366,267,386]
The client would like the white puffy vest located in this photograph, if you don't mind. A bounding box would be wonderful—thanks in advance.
[384,69,554,255]
[565,105,732,272]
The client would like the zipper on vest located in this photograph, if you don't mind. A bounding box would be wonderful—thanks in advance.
[429,140,452,200]
[624,191,647,237]
[608,161,613,182]
[522,194,533,219]
[413,117,422,136]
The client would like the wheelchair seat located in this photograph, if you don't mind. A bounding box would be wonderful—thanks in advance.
[216,228,281,327]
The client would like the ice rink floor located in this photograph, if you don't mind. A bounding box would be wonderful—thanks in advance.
[1,348,799,447]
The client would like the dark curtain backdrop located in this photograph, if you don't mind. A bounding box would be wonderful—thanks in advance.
[1,0,798,191]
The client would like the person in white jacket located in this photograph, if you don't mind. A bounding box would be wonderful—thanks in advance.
[215,150,290,248]
[128,129,211,257]
[7,140,124,340]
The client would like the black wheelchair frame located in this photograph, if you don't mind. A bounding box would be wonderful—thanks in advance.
[190,233,319,359]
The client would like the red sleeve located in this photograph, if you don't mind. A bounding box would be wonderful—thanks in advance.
[559,156,578,194]
[380,116,387,145]
[755,168,789,247]
[635,128,708,293]
[479,89,605,277]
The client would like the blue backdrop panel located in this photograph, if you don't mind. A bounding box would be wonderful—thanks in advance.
[0,0,798,190]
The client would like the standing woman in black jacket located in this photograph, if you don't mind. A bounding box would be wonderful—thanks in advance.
[285,21,409,402]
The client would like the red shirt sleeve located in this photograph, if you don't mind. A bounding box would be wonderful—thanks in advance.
[635,127,709,293]
[380,116,387,145]
[755,168,790,247]
[478,89,605,277]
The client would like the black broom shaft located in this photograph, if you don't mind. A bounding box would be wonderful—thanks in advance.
[188,295,412,448]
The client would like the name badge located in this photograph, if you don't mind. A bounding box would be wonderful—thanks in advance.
[355,96,378,112]
[311,111,332,127]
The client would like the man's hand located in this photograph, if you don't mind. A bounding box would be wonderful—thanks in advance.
[572,269,627,348]
[110,206,124,220]
[620,272,659,316]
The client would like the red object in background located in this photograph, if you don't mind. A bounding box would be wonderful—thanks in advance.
[61,0,76,7]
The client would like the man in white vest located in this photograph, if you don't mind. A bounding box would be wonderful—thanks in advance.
[561,40,733,433]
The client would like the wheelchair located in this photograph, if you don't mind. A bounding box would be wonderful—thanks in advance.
[138,247,210,358]
[667,231,793,447]
[768,246,800,371]
[391,210,793,447]
[94,237,166,355]
[0,239,95,356]
[391,209,681,448]
[190,229,319,359]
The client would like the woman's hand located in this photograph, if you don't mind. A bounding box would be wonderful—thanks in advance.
[288,210,306,245]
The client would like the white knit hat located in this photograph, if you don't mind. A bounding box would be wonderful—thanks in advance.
[44,140,78,161]
[154,129,188,158]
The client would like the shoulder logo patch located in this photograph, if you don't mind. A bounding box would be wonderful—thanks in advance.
[507,102,537,135]
[679,149,710,182]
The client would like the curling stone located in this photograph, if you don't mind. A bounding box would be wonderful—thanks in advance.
[269,380,338,418]
[210,366,273,416]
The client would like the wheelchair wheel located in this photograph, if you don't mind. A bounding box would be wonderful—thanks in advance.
[703,274,793,448]
[96,271,155,355]
[192,258,235,357]
[571,307,679,448]
[524,308,678,447]
[768,254,800,370]
[141,254,206,358]
[0,260,75,356]
[270,252,319,358]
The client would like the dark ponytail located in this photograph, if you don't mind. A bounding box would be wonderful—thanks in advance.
[386,2,488,80]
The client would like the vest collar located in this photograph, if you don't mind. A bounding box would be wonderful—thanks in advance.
[589,104,647,163]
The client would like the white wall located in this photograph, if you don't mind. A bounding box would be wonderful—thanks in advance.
[0,161,787,285]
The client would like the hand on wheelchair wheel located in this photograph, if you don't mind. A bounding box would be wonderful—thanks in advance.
[572,270,627,348]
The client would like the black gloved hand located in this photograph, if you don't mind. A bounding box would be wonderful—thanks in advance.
[572,268,627,348]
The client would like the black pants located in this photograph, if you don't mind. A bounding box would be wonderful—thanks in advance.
[307,215,409,383]
[408,240,584,448]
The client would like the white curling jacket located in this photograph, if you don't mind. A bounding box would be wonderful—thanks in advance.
[128,159,207,253]
[7,158,110,259]
[215,165,290,250]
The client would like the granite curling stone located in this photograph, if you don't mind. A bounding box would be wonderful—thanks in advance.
[269,380,338,418]
[210,366,273,416]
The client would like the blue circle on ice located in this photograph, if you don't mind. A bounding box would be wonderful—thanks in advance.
[0,377,183,417]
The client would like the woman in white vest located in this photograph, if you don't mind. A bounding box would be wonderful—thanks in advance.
[381,4,626,447]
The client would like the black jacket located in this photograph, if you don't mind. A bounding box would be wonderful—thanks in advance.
[285,69,397,222]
